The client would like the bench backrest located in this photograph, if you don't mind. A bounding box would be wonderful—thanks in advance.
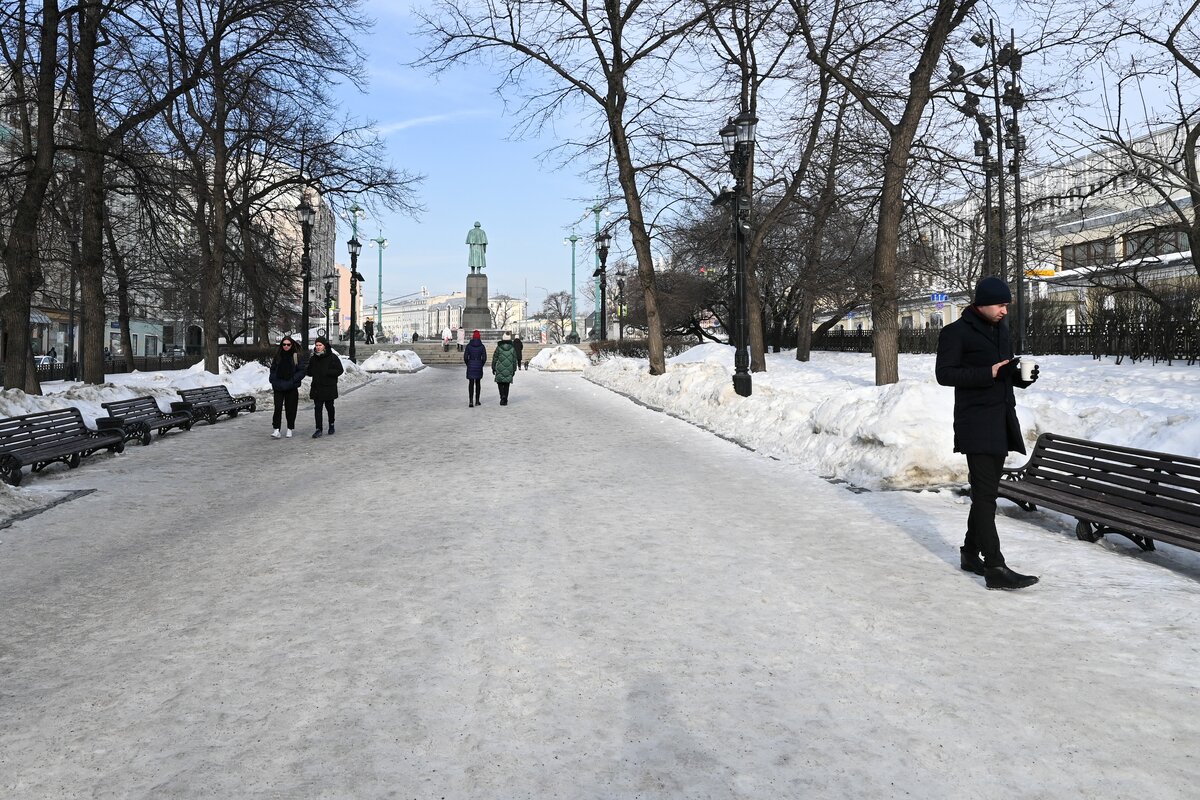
[0,407,91,454]
[178,386,234,404]
[1026,433,1200,528]
[102,396,165,419]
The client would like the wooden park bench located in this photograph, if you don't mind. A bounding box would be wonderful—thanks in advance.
[97,396,194,445]
[176,385,256,425]
[0,407,125,486]
[999,432,1200,553]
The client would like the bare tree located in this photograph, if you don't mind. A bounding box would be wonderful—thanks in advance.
[413,0,717,376]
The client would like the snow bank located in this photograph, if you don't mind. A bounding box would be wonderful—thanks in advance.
[530,345,589,372]
[360,350,424,372]
[586,345,1200,491]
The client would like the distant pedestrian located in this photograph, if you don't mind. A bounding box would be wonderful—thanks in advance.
[492,332,518,406]
[363,318,375,344]
[464,329,487,407]
[306,336,344,438]
[268,336,307,439]
[48,346,57,360]
[935,276,1040,590]
[456,327,465,351]
[442,326,452,352]
[411,331,418,343]
[512,335,524,370]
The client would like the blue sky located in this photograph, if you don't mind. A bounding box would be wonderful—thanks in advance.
[330,2,611,312]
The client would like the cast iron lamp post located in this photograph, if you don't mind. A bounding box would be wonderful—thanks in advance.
[564,233,581,343]
[616,263,627,343]
[592,231,612,340]
[348,236,364,363]
[720,110,757,397]
[295,195,316,349]
[322,270,337,337]
[370,230,387,341]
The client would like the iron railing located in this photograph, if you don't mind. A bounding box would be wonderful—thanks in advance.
[813,322,1200,365]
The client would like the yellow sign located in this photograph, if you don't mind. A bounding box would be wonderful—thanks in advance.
[1026,268,1056,277]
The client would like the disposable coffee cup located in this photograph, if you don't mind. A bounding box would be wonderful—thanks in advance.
[1019,358,1037,381]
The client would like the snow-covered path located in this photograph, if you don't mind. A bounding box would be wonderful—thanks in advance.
[2,366,1197,798]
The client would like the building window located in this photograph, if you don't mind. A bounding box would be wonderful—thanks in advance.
[1061,238,1115,270]
[1123,225,1188,259]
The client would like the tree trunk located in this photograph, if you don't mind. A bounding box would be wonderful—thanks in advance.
[795,288,814,361]
[1,0,60,393]
[608,93,665,375]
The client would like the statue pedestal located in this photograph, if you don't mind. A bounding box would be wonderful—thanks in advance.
[461,273,492,333]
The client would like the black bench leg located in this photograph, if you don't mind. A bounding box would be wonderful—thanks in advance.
[1076,520,1102,543]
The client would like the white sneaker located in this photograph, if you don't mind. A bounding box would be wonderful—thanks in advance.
[285,429,293,438]
[271,429,281,439]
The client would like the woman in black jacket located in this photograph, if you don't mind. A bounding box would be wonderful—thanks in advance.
[268,336,307,438]
[305,336,344,437]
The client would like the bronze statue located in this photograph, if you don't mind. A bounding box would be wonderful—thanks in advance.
[466,222,488,273]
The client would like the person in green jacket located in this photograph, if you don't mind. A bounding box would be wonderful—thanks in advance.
[491,332,519,406]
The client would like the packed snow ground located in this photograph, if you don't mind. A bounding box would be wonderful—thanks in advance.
[2,354,1200,797]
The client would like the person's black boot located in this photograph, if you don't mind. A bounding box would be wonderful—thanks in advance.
[984,565,1039,590]
[960,547,985,576]
[312,429,322,438]
[328,423,335,435]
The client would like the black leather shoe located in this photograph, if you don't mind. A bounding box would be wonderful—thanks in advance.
[985,565,1039,590]
[960,547,985,576]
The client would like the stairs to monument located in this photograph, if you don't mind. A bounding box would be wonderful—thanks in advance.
[349,342,556,366]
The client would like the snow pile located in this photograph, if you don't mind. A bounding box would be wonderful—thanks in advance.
[530,345,590,372]
[22,352,371,427]
[586,345,1200,490]
[360,349,424,372]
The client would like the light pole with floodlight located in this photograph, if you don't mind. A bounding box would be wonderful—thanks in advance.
[616,264,627,343]
[564,233,581,343]
[370,230,387,341]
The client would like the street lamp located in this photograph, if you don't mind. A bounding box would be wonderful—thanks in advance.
[295,194,316,350]
[564,233,581,343]
[322,270,337,338]
[592,230,612,340]
[347,236,364,363]
[588,202,609,338]
[720,109,756,397]
[370,230,387,342]
[66,230,79,378]
[616,263,627,343]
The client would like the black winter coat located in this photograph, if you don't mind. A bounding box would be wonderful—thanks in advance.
[463,338,487,379]
[935,308,1032,456]
[269,350,307,392]
[306,350,344,401]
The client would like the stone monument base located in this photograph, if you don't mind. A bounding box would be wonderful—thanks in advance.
[462,272,492,333]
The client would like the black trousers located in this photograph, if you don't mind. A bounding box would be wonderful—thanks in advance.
[965,453,1006,568]
[468,378,481,402]
[498,382,511,403]
[272,389,299,429]
[313,398,336,430]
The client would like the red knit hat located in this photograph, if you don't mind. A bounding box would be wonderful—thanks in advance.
[472,330,481,339]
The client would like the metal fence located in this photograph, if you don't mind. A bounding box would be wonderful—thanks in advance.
[11,354,199,384]
[813,322,1200,365]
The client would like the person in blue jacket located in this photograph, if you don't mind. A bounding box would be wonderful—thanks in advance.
[268,335,307,439]
[936,276,1040,590]
[464,330,487,407]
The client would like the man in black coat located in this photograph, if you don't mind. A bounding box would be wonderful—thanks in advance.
[936,276,1041,590]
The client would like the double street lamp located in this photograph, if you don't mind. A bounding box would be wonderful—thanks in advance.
[347,236,365,363]
[719,110,757,397]
[295,194,317,350]
[591,231,612,340]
